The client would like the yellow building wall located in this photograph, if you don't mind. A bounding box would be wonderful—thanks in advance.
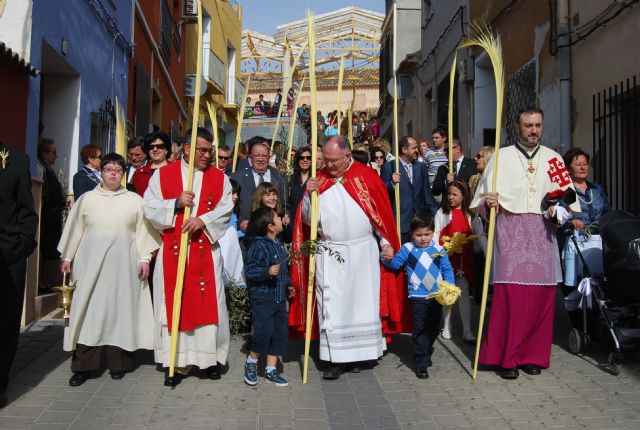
[185,0,243,129]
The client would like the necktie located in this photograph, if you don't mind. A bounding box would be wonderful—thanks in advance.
[454,160,460,175]
[405,163,412,184]
[259,173,265,184]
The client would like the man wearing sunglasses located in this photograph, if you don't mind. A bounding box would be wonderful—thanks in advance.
[216,144,232,175]
[143,127,233,386]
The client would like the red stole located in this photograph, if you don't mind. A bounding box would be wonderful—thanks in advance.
[439,208,475,281]
[159,162,224,331]
[288,162,411,339]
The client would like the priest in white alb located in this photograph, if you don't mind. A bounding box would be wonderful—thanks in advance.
[289,136,409,380]
[471,107,580,380]
[143,127,233,387]
[59,153,161,387]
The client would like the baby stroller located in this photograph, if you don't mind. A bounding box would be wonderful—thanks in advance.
[565,211,640,375]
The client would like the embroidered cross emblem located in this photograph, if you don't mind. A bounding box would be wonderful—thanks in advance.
[547,157,571,187]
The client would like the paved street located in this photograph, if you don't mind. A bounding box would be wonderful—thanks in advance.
[2,292,640,430]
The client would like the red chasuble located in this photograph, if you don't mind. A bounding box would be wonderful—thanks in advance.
[159,162,224,331]
[288,161,411,339]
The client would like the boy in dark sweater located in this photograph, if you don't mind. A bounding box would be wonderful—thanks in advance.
[244,207,293,387]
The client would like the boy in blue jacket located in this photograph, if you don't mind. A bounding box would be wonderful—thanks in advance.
[382,212,455,379]
[244,207,293,387]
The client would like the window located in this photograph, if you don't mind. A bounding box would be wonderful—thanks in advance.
[506,60,537,145]
[90,100,116,153]
[159,0,172,65]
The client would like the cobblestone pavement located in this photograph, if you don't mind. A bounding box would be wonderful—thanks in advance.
[2,292,640,429]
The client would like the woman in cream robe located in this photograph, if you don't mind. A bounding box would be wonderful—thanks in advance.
[58,153,161,386]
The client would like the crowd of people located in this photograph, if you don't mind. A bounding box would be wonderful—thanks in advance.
[0,104,613,407]
[243,88,381,150]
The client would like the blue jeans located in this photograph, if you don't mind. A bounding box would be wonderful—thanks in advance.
[250,297,288,356]
[409,297,442,368]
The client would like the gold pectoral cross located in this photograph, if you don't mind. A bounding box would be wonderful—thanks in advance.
[529,185,537,193]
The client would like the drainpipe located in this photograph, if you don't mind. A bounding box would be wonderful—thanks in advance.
[557,0,571,153]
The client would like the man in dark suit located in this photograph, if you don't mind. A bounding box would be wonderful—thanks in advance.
[126,136,146,184]
[431,139,478,197]
[381,136,438,243]
[230,136,286,234]
[0,141,38,408]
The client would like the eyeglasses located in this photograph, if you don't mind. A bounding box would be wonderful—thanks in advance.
[196,147,214,155]
[218,155,231,161]
[102,167,124,175]
[149,144,166,151]
[299,156,312,161]
[374,156,384,160]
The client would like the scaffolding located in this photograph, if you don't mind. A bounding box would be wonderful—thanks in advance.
[241,6,383,88]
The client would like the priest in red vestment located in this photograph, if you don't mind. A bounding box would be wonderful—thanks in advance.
[143,127,233,387]
[289,136,409,380]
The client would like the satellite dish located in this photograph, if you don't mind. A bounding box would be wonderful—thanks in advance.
[387,74,414,99]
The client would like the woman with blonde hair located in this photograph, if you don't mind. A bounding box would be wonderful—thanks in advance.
[468,146,495,198]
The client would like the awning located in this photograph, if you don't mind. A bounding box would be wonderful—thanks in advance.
[0,42,39,77]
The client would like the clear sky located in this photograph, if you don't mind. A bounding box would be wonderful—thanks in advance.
[238,0,385,34]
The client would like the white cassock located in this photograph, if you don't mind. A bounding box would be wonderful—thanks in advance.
[218,218,246,288]
[143,161,233,369]
[58,185,162,352]
[302,179,387,363]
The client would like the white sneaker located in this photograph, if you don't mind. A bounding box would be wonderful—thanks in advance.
[441,327,452,339]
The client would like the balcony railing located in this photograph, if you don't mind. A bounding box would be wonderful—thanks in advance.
[206,49,225,93]
[234,78,245,106]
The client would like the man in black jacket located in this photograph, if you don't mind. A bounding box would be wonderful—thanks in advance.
[0,141,38,408]
[431,139,477,196]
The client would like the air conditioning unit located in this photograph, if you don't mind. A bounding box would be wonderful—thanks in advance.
[183,0,198,19]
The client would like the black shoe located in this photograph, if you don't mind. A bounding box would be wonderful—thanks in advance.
[69,372,89,387]
[496,367,519,380]
[206,365,221,380]
[345,362,362,373]
[109,371,125,380]
[164,372,185,387]
[416,367,429,379]
[322,364,343,380]
[0,392,7,409]
[520,364,542,375]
